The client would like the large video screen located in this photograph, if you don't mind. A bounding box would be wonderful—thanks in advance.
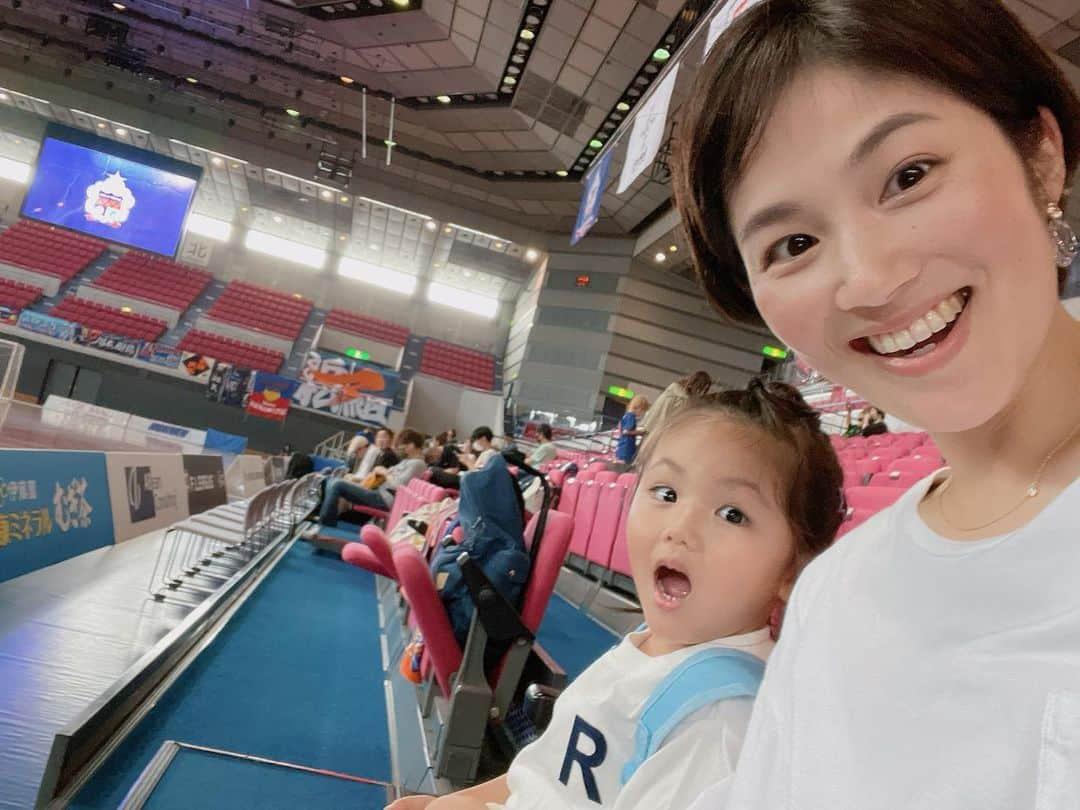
[20,124,203,258]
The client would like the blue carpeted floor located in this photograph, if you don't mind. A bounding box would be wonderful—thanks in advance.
[536,593,618,682]
[143,746,389,810]
[71,541,391,808]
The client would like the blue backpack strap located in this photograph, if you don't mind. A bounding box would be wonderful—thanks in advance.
[621,647,765,785]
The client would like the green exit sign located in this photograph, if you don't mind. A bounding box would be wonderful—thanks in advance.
[344,348,371,361]
[762,345,788,360]
[607,385,635,399]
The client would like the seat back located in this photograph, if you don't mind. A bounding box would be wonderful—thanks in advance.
[587,461,608,473]
[393,543,462,697]
[557,478,581,516]
[594,470,618,485]
[888,457,943,478]
[518,510,574,633]
[585,482,626,569]
[608,486,634,577]
[568,480,604,558]
[616,472,638,490]
[577,468,597,483]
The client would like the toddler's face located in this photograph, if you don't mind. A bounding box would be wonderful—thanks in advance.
[627,416,796,654]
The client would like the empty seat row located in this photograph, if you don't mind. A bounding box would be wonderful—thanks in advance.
[206,281,312,340]
[0,277,43,310]
[49,296,166,342]
[0,221,106,281]
[324,309,410,347]
[177,328,285,373]
[92,252,211,310]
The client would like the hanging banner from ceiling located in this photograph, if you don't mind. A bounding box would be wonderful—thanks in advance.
[616,63,680,194]
[705,0,765,57]
[571,149,613,246]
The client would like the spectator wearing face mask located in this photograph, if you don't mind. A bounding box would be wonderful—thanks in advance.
[459,426,497,471]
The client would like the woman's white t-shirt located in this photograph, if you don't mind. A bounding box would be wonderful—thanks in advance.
[689,472,1080,810]
[493,626,772,810]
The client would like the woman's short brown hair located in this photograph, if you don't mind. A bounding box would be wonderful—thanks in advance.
[672,0,1080,326]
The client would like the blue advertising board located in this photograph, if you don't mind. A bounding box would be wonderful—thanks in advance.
[20,124,202,257]
[0,450,115,583]
[17,310,78,341]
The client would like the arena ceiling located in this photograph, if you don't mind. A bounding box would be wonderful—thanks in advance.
[0,0,1077,287]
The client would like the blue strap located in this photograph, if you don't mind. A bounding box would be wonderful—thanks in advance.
[621,647,765,785]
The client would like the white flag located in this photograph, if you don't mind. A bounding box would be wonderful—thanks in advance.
[616,63,680,194]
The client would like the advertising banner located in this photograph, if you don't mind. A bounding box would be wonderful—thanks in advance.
[291,350,397,424]
[206,361,253,408]
[616,64,680,194]
[0,305,18,325]
[17,310,78,341]
[104,452,190,543]
[182,454,227,515]
[137,342,185,369]
[75,327,143,359]
[246,371,299,422]
[180,352,214,382]
[571,150,613,246]
[0,450,115,584]
[126,415,208,450]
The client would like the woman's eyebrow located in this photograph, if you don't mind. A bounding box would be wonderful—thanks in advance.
[737,112,938,245]
[848,111,938,168]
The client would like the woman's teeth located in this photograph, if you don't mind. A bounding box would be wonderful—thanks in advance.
[867,291,966,356]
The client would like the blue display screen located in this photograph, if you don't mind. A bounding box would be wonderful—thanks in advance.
[20,125,202,257]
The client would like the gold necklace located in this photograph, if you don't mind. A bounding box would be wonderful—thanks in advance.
[937,413,1080,533]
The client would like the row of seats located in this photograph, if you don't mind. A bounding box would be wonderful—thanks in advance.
[50,295,167,342]
[555,467,637,590]
[177,329,285,373]
[324,309,410,347]
[419,339,496,390]
[93,252,211,310]
[0,220,105,281]
[0,277,43,310]
[205,281,312,340]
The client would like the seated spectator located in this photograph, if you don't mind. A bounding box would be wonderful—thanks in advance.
[459,426,497,471]
[433,431,460,470]
[304,428,426,534]
[861,407,889,437]
[345,434,370,474]
[525,424,557,467]
[355,427,400,479]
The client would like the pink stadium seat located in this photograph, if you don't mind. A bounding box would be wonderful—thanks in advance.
[177,328,285,373]
[584,482,626,571]
[324,309,409,346]
[594,470,618,485]
[49,296,167,341]
[556,478,581,517]
[205,281,312,340]
[0,277,43,310]
[393,509,573,697]
[91,252,211,310]
[869,470,921,489]
[854,459,883,480]
[418,338,496,390]
[608,491,633,578]
[568,480,604,559]
[888,457,944,478]
[616,472,638,490]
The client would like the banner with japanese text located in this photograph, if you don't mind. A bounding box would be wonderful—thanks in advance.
[291,350,397,424]
[0,450,115,583]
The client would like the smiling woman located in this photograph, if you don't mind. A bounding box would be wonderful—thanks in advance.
[673,1,1080,809]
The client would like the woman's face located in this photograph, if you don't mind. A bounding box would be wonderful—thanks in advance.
[729,67,1065,432]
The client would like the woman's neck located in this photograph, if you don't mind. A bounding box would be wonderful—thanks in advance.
[923,305,1080,533]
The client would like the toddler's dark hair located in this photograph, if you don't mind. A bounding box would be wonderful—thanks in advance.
[635,379,844,568]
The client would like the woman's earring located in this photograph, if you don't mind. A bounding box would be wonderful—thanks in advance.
[1047,203,1078,268]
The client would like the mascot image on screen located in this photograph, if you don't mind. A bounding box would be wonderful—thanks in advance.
[84,172,136,229]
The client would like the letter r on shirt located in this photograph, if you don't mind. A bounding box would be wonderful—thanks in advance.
[558,714,607,803]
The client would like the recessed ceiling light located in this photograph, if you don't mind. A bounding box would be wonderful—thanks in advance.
[97,122,107,129]
[273,215,283,223]
[588,138,603,149]
[668,244,678,253]
[494,241,504,249]
[285,108,300,117]
[321,189,333,199]
[115,127,128,137]
[392,0,409,6]
[340,76,355,84]
[339,234,347,241]
[112,2,126,9]
[185,76,198,84]
[555,169,568,177]
[503,76,517,85]
[240,206,248,212]
[0,93,8,102]
[654,252,667,262]
[652,47,671,62]
[525,248,539,262]
[340,195,349,203]
[433,262,442,268]
[120,305,132,312]
[519,29,535,40]
[435,95,451,104]
[616,101,630,112]
[443,226,452,234]
[424,220,437,231]
[370,243,380,250]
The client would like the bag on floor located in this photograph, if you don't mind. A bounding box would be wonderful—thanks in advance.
[430,454,529,646]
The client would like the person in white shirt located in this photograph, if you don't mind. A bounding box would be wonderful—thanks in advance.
[459,426,498,472]
[673,1,1080,806]
[386,382,845,810]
